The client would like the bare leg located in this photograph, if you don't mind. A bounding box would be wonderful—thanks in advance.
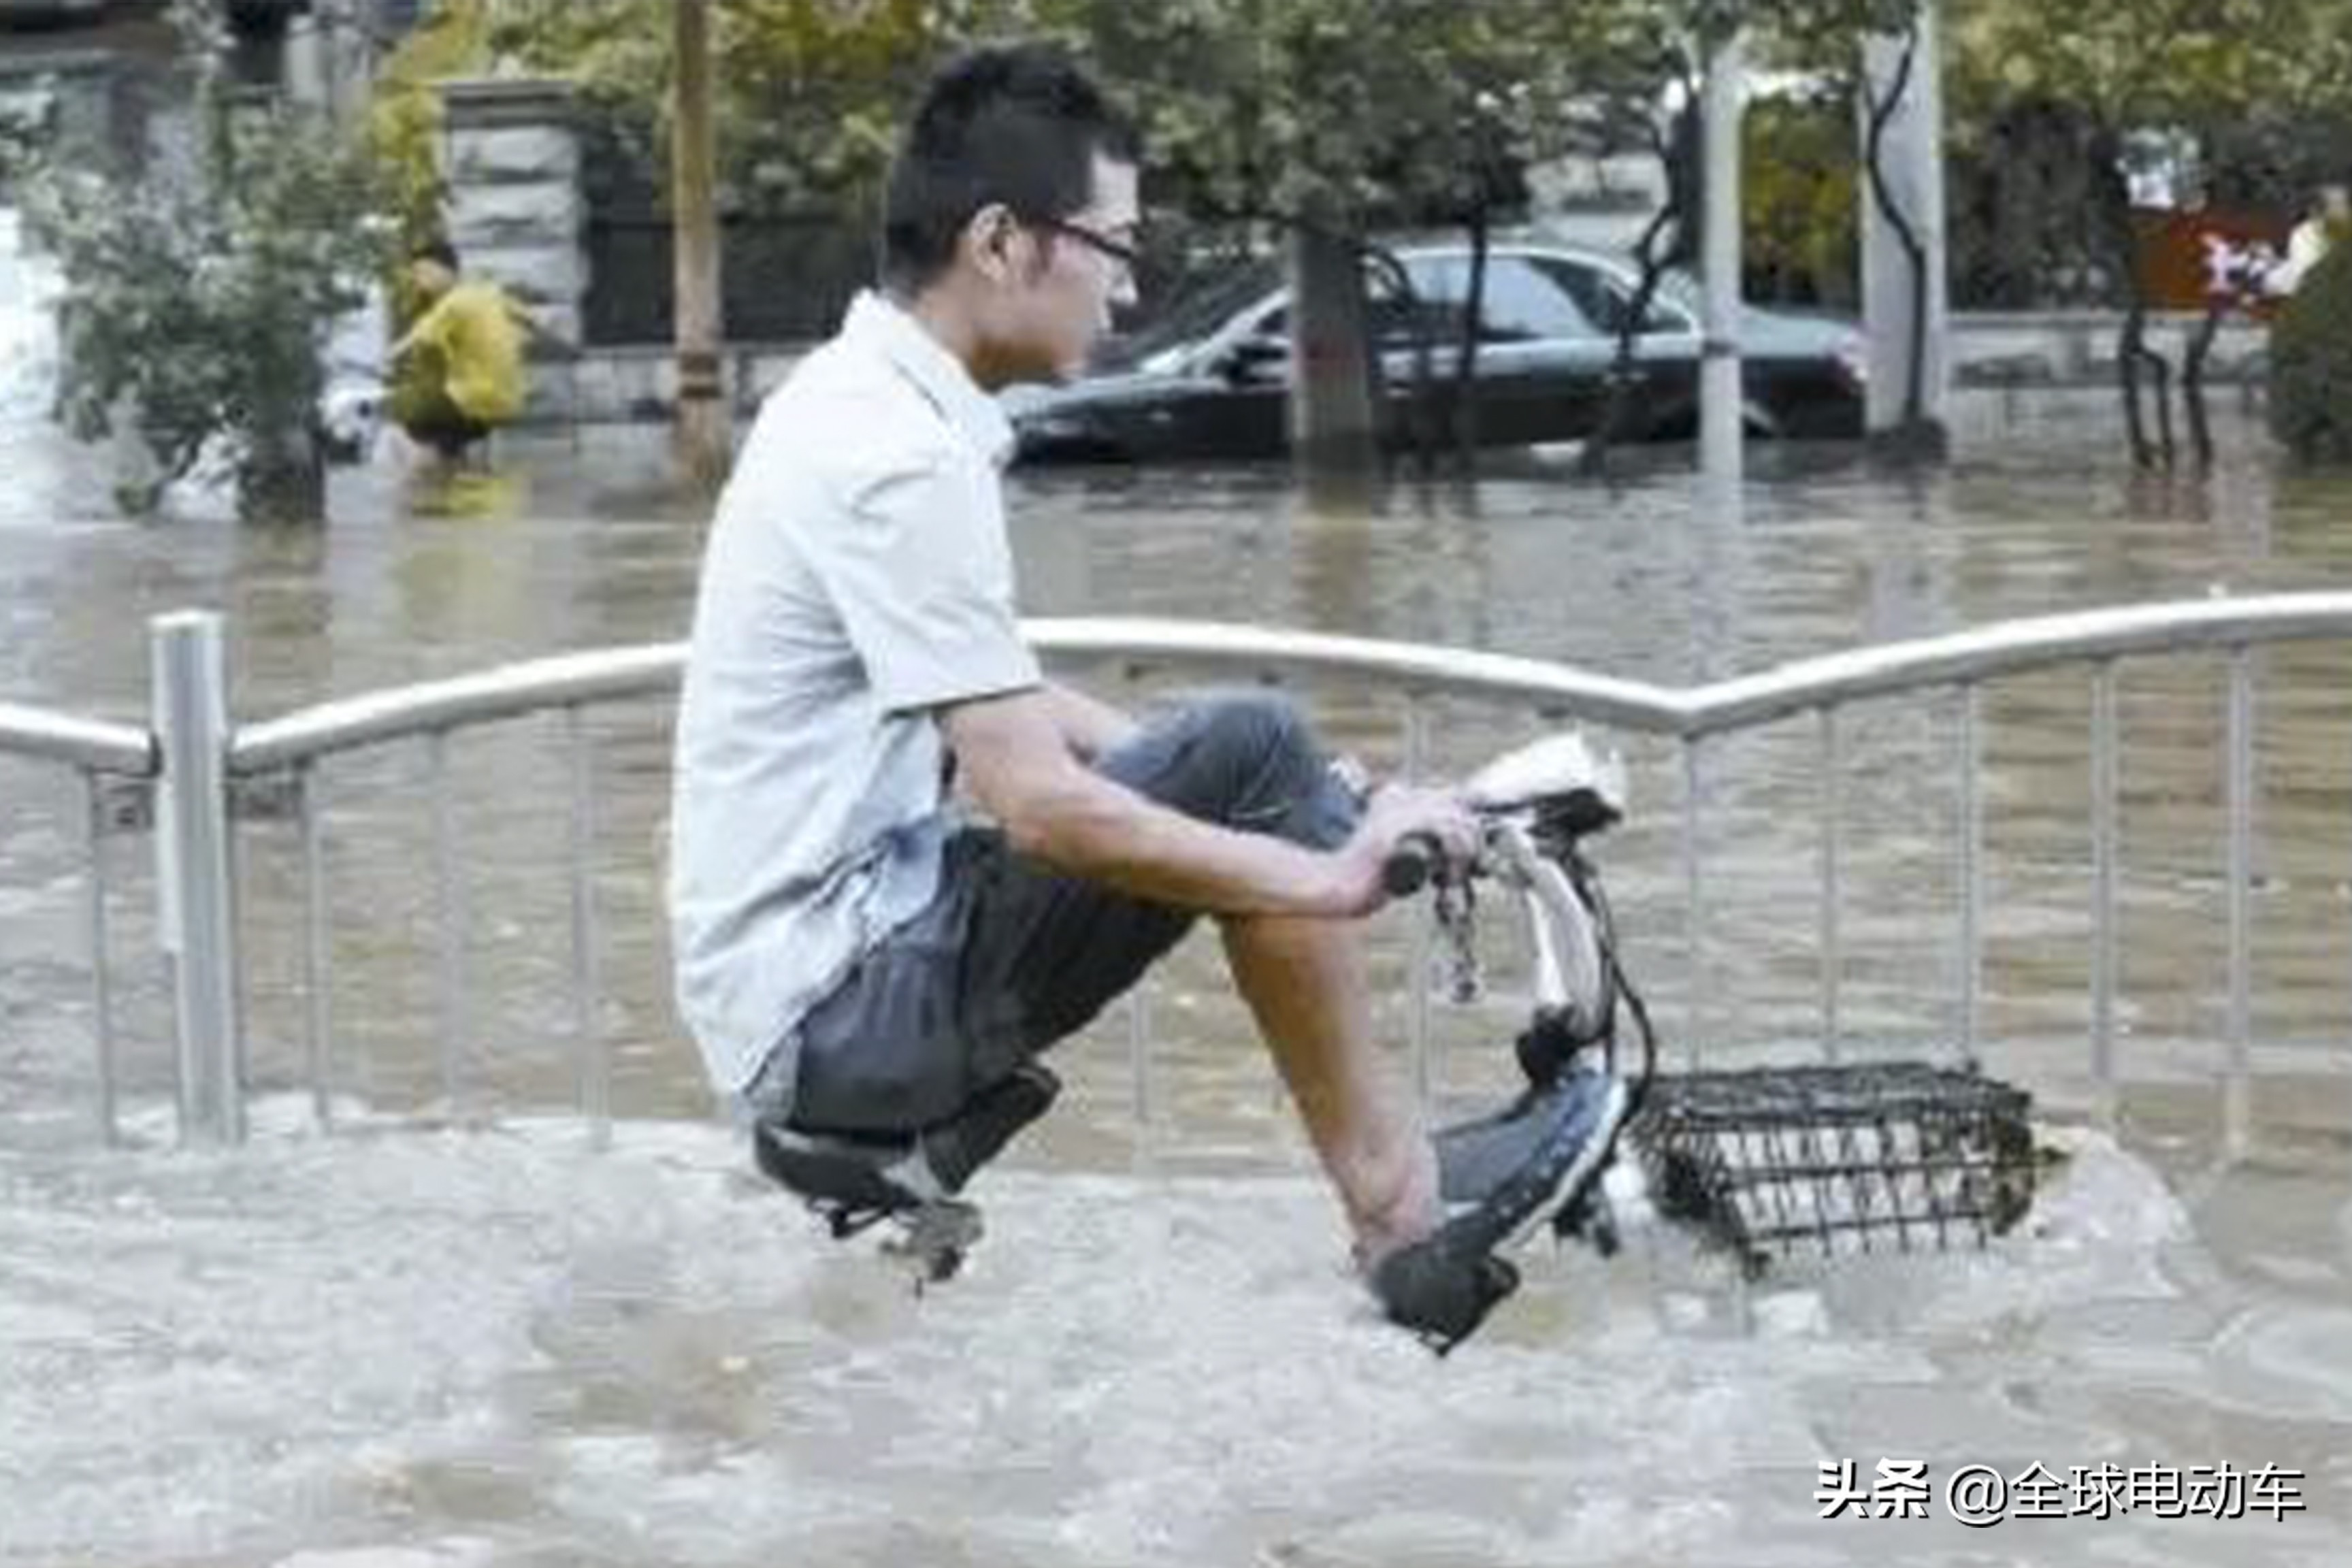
[1220,911,1439,1264]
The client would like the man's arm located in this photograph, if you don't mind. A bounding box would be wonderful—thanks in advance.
[1040,680,1139,761]
[941,687,1463,919]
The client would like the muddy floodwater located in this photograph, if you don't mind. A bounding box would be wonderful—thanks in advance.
[2,392,2347,1564]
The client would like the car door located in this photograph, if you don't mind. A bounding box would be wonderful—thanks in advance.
[1532,253,1701,436]
[1185,300,1294,459]
[1367,255,1468,446]
[1378,252,1613,446]
[1471,256,1617,443]
[1191,267,1421,459]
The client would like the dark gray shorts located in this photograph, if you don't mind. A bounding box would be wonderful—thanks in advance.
[780,691,1362,1135]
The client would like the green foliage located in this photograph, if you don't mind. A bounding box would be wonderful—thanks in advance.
[1031,0,1682,232]
[2268,235,2352,462]
[365,0,491,263]
[24,95,391,512]
[471,0,970,217]
[1744,93,1858,306]
[1937,0,2352,314]
[0,99,41,190]
[1946,0,2352,175]
[458,0,1708,236]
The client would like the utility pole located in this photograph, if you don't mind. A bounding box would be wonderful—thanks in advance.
[672,0,730,489]
[1699,26,1747,495]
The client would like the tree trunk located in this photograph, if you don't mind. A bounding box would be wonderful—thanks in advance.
[1287,223,1379,480]
[1452,208,1489,467]
[671,0,730,490]
[2183,301,2226,470]
[236,423,326,521]
[2093,129,2168,468]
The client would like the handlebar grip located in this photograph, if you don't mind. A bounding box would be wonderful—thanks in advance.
[1382,831,1442,898]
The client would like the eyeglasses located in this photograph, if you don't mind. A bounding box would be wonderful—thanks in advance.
[1028,215,1143,274]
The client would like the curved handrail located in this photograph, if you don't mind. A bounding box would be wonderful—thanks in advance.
[0,701,157,776]
[1026,617,1687,726]
[224,593,2352,771]
[1682,593,2352,736]
[228,621,1690,770]
[233,644,686,771]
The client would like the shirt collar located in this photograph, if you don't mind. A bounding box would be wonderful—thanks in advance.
[844,291,1015,469]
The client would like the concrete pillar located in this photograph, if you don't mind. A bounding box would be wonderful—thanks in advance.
[1860,3,1950,436]
[283,1,378,125]
[436,78,587,352]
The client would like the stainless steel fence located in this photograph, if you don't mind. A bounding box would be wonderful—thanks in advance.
[0,685,156,1146]
[10,594,2352,1147]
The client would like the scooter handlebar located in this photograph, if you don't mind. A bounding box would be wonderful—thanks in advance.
[1381,831,1443,898]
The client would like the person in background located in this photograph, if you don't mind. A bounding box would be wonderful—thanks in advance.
[387,239,530,461]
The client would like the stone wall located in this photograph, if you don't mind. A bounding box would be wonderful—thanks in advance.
[435,76,585,420]
[1950,312,2268,388]
[548,344,803,426]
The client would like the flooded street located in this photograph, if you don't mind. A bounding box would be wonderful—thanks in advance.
[3,393,2349,1564]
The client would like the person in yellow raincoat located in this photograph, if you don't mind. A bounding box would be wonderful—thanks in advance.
[387,240,531,459]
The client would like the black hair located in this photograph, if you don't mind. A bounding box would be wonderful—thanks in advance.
[412,238,460,272]
[880,42,1139,293]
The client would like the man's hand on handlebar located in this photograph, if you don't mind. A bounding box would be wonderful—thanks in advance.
[1339,782,1477,915]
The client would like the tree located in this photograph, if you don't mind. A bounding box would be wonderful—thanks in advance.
[1742,93,1859,310]
[25,14,389,516]
[474,0,970,217]
[461,0,1649,474]
[1024,0,1664,474]
[2270,242,2352,463]
[1946,0,2352,466]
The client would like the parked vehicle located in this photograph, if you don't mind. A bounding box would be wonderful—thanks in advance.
[1002,242,1867,463]
[0,1,110,29]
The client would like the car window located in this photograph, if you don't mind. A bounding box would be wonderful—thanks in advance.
[1255,261,1446,348]
[1104,259,1284,366]
[1388,254,1602,344]
[1531,255,1690,336]
[1367,256,1468,348]
[1200,250,1637,353]
[1472,257,1599,342]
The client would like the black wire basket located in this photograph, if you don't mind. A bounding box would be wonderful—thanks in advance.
[1626,1062,2040,1277]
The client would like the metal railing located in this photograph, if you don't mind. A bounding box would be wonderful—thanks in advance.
[10,593,2352,1147]
[0,685,155,1146]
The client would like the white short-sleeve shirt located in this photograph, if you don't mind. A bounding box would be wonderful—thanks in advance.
[669,292,1041,1105]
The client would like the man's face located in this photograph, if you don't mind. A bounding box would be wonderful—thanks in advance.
[986,152,1140,386]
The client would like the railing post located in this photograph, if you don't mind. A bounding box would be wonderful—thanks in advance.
[152,611,245,1145]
